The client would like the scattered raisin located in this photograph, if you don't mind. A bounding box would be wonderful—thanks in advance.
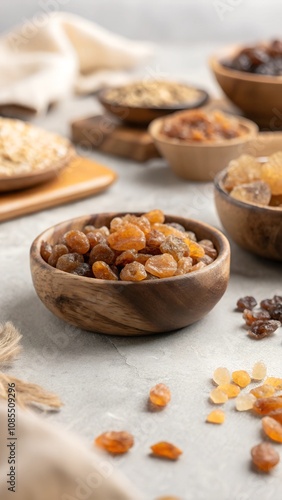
[206,409,225,424]
[95,431,134,454]
[248,320,281,339]
[243,309,271,325]
[253,396,282,415]
[150,442,182,460]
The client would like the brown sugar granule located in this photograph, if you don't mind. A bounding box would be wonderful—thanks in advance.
[248,320,281,339]
[150,442,182,460]
[262,416,282,443]
[236,296,257,311]
[149,383,171,407]
[251,442,280,472]
[95,431,134,454]
[253,396,282,415]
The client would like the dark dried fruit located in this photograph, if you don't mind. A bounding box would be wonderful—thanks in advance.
[89,243,115,266]
[48,244,69,267]
[40,241,52,262]
[56,253,84,272]
[243,308,271,325]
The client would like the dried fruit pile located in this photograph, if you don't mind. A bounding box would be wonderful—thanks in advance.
[222,153,282,208]
[236,295,282,339]
[223,39,282,76]
[40,210,217,281]
[207,362,282,472]
[161,110,247,142]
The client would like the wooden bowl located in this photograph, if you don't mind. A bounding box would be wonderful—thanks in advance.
[98,86,209,126]
[214,167,282,261]
[210,45,282,128]
[30,213,230,336]
[0,148,75,192]
[149,113,258,181]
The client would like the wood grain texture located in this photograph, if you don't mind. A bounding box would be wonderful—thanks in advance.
[71,114,160,162]
[210,48,282,128]
[30,213,230,336]
[214,170,282,261]
[0,157,117,222]
[0,148,75,192]
[149,114,258,181]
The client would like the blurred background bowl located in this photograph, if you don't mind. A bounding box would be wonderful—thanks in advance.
[98,85,209,126]
[149,112,258,181]
[210,45,282,128]
[30,212,230,336]
[214,166,282,261]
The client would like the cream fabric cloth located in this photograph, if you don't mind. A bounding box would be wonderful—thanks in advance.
[0,13,153,114]
[0,403,142,500]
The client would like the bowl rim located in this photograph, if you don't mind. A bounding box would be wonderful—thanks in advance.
[30,212,230,285]
[210,44,282,84]
[97,83,210,113]
[149,111,258,148]
[214,160,282,213]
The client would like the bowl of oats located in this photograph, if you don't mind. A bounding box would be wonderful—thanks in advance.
[0,118,75,192]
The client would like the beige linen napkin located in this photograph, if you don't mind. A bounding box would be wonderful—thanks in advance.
[0,403,142,500]
[0,12,153,114]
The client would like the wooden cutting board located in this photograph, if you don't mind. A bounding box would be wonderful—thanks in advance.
[0,156,117,223]
[71,114,160,163]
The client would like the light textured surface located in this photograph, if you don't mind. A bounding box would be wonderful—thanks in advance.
[1,43,282,500]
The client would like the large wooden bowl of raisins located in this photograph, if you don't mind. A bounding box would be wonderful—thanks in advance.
[30,212,230,335]
[210,42,282,128]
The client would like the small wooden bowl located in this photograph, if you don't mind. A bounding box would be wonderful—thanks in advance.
[0,148,75,192]
[149,113,258,181]
[214,167,282,261]
[30,213,230,336]
[98,86,209,126]
[210,45,282,128]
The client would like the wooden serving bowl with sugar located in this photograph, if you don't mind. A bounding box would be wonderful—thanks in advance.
[214,168,282,261]
[30,213,230,336]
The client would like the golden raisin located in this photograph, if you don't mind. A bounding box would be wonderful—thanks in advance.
[150,442,182,460]
[206,409,225,424]
[48,244,69,267]
[107,223,146,251]
[232,370,251,388]
[253,396,282,415]
[115,250,138,266]
[123,214,151,234]
[64,230,90,254]
[175,257,193,275]
[251,442,280,472]
[262,416,282,443]
[120,262,147,281]
[184,240,205,259]
[250,385,275,399]
[86,231,106,249]
[95,431,134,454]
[56,253,84,272]
[145,230,166,253]
[89,243,115,266]
[145,254,177,278]
[160,235,190,261]
[92,261,118,280]
[149,383,171,407]
[40,241,52,262]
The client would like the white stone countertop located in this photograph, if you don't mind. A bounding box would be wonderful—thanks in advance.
[1,44,282,500]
